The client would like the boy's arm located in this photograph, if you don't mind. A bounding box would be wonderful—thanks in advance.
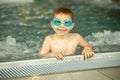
[77,34,90,48]
[39,36,52,58]
[78,34,95,60]
[39,35,64,59]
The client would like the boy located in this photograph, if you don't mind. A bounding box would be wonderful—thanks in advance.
[39,7,95,60]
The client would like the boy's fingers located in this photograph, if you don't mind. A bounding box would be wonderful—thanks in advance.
[56,54,63,60]
[62,53,65,56]
[81,50,84,55]
[81,51,87,60]
[61,50,66,55]
[58,54,63,60]
[83,52,95,60]
[84,53,91,60]
[89,52,95,57]
[87,52,95,59]
[55,55,59,59]
[92,52,95,56]
[59,57,63,60]
[84,53,88,60]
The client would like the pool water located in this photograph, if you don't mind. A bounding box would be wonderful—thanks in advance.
[0,0,120,62]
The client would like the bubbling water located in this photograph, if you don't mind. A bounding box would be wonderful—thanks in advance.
[85,30,120,52]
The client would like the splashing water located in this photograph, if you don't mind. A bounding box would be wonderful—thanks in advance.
[6,36,16,46]
[0,35,41,62]
[85,30,120,52]
[0,30,119,62]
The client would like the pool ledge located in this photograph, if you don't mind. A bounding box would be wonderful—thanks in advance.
[0,52,120,79]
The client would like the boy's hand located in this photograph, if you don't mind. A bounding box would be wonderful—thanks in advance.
[55,52,64,60]
[81,47,95,60]
[55,49,66,60]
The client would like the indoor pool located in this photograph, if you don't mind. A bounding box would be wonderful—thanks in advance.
[0,0,120,62]
[0,0,120,79]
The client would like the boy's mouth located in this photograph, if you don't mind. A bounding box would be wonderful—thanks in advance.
[58,28,67,32]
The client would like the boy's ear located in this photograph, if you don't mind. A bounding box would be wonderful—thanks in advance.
[50,21,52,26]
[50,21,54,27]
[70,23,75,30]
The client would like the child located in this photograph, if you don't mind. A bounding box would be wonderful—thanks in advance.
[39,7,95,60]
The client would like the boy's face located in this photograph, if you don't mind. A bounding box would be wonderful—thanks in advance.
[50,13,75,36]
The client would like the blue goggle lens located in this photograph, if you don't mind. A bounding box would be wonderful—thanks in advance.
[64,20,73,27]
[53,19,61,26]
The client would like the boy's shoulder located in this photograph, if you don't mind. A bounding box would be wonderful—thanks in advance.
[70,33,84,40]
[71,33,82,37]
[45,34,54,40]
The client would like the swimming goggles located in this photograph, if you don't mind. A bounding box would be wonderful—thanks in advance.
[52,19,73,27]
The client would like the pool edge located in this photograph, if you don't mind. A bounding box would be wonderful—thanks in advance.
[0,52,120,79]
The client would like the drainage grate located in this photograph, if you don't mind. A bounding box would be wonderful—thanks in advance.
[0,52,120,79]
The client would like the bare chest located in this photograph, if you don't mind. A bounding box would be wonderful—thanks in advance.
[50,38,78,55]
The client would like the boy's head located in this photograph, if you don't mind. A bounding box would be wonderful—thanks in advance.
[50,7,75,36]
[52,7,74,21]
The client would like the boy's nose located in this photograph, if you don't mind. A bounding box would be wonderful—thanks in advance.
[60,21,65,27]
[61,23,64,26]
[60,24,65,28]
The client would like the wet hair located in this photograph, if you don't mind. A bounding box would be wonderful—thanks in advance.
[52,7,74,21]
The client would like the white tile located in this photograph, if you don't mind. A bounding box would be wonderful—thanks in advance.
[97,67,120,80]
[30,70,112,80]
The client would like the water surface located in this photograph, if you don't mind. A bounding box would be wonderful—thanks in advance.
[0,0,120,62]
